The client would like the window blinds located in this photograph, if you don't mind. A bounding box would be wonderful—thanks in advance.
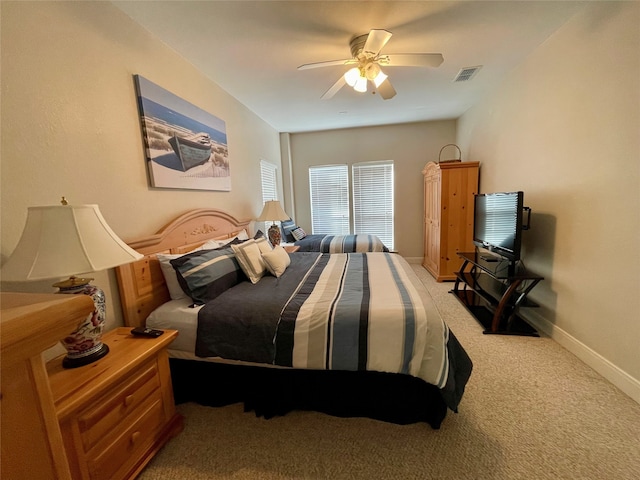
[352,161,394,250]
[260,160,278,203]
[260,160,279,232]
[309,165,350,234]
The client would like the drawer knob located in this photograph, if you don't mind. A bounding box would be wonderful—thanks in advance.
[124,394,135,407]
[131,431,141,445]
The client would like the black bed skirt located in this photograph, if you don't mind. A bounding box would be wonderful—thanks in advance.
[168,359,449,429]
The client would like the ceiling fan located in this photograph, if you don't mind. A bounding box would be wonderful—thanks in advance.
[298,29,444,100]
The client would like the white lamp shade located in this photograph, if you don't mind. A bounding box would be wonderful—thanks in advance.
[1,204,144,281]
[256,200,289,222]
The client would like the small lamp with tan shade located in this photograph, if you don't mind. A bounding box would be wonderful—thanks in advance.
[1,198,143,368]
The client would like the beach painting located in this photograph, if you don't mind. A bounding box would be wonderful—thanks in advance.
[134,75,231,191]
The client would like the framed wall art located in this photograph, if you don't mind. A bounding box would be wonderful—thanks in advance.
[134,75,231,191]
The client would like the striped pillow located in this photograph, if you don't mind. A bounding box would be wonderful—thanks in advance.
[170,246,244,304]
[291,227,307,240]
[231,239,267,284]
[280,219,298,243]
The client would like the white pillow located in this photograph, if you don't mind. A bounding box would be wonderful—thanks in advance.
[231,239,267,284]
[217,230,250,248]
[157,253,188,300]
[236,230,250,241]
[261,246,290,278]
[199,238,225,250]
[254,236,273,254]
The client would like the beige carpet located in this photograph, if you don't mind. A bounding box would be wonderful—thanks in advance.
[139,265,640,480]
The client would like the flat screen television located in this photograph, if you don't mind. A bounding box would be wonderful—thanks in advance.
[473,191,529,263]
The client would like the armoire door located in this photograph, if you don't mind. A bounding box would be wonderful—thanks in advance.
[423,170,441,276]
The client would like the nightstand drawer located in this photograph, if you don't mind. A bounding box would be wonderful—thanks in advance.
[87,396,165,480]
[78,360,161,451]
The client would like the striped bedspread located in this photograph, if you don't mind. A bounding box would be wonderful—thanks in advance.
[274,252,450,389]
[319,234,387,253]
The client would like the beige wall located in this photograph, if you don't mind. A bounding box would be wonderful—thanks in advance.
[288,120,457,259]
[457,2,640,400]
[0,2,281,329]
[2,0,637,404]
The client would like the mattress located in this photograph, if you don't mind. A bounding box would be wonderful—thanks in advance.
[146,298,200,355]
[145,299,289,368]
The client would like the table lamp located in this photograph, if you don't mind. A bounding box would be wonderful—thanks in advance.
[1,198,143,368]
[256,200,289,246]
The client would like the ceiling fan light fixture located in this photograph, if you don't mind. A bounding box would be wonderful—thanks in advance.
[344,67,360,87]
[373,70,388,88]
[364,62,381,81]
[300,29,443,101]
[354,75,367,93]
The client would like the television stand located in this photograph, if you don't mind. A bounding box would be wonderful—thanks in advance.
[450,252,543,336]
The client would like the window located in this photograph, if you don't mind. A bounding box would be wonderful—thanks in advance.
[308,161,394,250]
[260,160,280,232]
[309,165,350,234]
[352,161,394,250]
[260,160,278,203]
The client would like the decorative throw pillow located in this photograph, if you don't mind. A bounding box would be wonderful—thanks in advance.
[170,246,245,304]
[231,239,267,284]
[157,239,222,300]
[254,236,273,254]
[291,227,307,241]
[280,219,298,243]
[261,246,291,278]
[158,234,250,302]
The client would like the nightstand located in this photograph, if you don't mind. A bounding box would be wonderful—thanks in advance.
[283,245,300,253]
[47,327,183,480]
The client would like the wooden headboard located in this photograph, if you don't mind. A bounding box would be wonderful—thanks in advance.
[116,208,251,329]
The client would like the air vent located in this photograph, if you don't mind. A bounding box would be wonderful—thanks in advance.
[454,66,482,82]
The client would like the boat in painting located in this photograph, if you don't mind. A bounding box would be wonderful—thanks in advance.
[168,133,212,171]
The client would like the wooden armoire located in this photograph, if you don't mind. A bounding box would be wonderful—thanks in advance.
[422,161,480,281]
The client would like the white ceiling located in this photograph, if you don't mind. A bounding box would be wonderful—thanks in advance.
[113,1,588,133]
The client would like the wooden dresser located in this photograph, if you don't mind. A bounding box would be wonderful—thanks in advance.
[422,161,479,281]
[47,327,184,480]
[0,292,182,480]
[1,292,95,480]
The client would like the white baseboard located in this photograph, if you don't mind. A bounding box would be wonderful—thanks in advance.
[524,310,640,405]
[404,256,423,264]
[407,260,639,404]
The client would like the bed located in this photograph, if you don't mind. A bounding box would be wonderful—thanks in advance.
[280,219,389,253]
[116,209,472,429]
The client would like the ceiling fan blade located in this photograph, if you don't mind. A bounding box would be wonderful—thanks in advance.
[363,29,393,56]
[376,78,396,100]
[379,53,444,68]
[321,76,347,100]
[298,59,355,70]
